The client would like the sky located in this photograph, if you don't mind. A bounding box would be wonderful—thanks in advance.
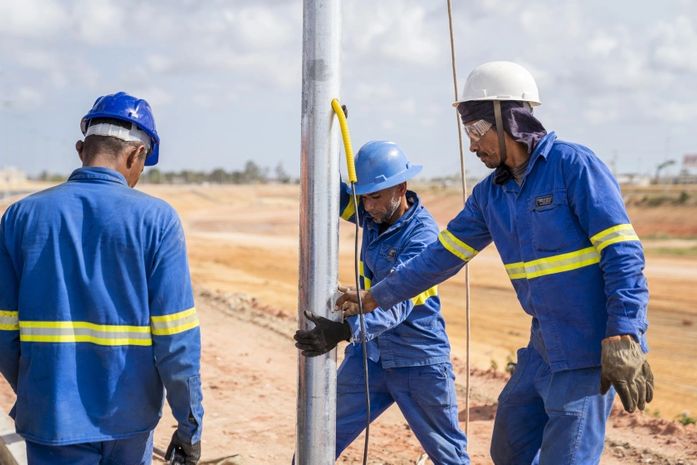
[1,0,696,179]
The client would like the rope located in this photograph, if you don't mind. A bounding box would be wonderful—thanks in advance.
[446,0,472,437]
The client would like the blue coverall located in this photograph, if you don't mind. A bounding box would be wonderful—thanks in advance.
[0,167,203,465]
[336,187,469,464]
[369,133,649,464]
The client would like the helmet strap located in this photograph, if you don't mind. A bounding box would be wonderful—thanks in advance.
[493,101,507,168]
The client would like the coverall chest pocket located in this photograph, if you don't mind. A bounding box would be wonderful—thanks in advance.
[375,244,399,277]
[529,189,577,252]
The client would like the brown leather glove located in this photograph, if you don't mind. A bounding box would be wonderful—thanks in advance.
[600,335,654,413]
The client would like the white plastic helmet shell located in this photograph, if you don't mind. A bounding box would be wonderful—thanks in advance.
[453,61,541,107]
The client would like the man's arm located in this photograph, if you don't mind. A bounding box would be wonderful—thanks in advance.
[564,148,649,346]
[0,214,20,393]
[339,180,361,224]
[340,192,492,313]
[148,213,203,446]
[345,227,438,342]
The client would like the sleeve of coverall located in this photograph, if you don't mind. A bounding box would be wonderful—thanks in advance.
[564,150,649,345]
[339,180,361,224]
[370,191,492,310]
[0,217,20,392]
[149,214,203,443]
[345,226,437,343]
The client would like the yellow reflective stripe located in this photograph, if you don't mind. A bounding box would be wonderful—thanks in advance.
[0,311,19,331]
[505,246,600,280]
[340,201,356,221]
[151,307,199,336]
[438,230,478,262]
[359,262,372,290]
[20,334,152,346]
[19,321,152,346]
[19,320,150,332]
[590,224,640,253]
[410,286,438,306]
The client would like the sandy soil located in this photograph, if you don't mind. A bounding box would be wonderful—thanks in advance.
[0,183,696,464]
[143,288,696,464]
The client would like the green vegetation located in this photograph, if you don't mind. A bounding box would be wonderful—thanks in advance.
[141,160,296,185]
[676,412,696,426]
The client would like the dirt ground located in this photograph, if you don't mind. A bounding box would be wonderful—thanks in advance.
[0,183,696,464]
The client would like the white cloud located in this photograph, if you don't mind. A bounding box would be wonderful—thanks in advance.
[13,87,43,108]
[587,32,619,57]
[1,0,695,175]
[0,0,69,38]
[73,0,125,44]
[345,2,441,66]
[649,15,697,73]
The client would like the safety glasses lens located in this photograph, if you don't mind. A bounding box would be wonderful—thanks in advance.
[464,120,492,141]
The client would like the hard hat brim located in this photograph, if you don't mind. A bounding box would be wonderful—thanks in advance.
[451,97,542,108]
[351,164,423,195]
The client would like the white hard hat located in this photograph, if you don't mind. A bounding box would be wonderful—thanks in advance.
[453,61,541,107]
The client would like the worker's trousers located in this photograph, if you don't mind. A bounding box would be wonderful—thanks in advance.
[490,346,615,465]
[336,355,469,465]
[25,430,153,465]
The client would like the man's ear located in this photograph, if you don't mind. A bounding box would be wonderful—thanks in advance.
[125,146,138,169]
[76,140,84,162]
[126,145,147,169]
[397,182,408,195]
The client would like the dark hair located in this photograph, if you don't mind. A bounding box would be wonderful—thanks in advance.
[82,118,144,163]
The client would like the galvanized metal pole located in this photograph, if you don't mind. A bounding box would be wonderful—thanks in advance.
[296,0,341,464]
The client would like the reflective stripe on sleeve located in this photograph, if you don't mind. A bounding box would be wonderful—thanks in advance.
[0,311,19,331]
[340,201,356,221]
[359,261,372,290]
[410,286,438,306]
[151,307,199,336]
[438,230,478,262]
[19,321,152,346]
[505,246,600,280]
[590,224,640,253]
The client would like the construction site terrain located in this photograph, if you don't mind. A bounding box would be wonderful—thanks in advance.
[1,183,695,465]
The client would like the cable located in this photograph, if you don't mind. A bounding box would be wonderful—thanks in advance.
[331,98,371,465]
[446,0,473,436]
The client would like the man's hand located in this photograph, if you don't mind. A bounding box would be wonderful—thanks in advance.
[335,286,378,317]
[165,430,201,465]
[600,335,654,413]
[294,311,351,357]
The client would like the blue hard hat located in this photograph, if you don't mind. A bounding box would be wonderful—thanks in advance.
[351,141,422,195]
[80,91,160,166]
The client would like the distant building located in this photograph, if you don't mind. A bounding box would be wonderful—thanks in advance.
[0,167,28,185]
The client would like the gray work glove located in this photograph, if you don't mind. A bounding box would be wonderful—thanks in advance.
[600,336,654,413]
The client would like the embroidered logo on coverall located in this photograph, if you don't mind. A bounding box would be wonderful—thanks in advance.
[535,195,553,208]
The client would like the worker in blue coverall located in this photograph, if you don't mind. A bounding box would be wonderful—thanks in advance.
[337,62,654,465]
[0,92,203,465]
[294,141,469,464]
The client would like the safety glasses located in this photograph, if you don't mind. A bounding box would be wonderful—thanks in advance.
[463,119,492,142]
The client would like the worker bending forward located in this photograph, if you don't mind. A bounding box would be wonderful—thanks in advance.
[0,92,202,465]
[295,141,469,464]
[338,62,653,465]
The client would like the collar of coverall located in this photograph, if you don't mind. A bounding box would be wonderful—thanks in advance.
[366,190,421,235]
[68,166,128,186]
[496,131,558,192]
